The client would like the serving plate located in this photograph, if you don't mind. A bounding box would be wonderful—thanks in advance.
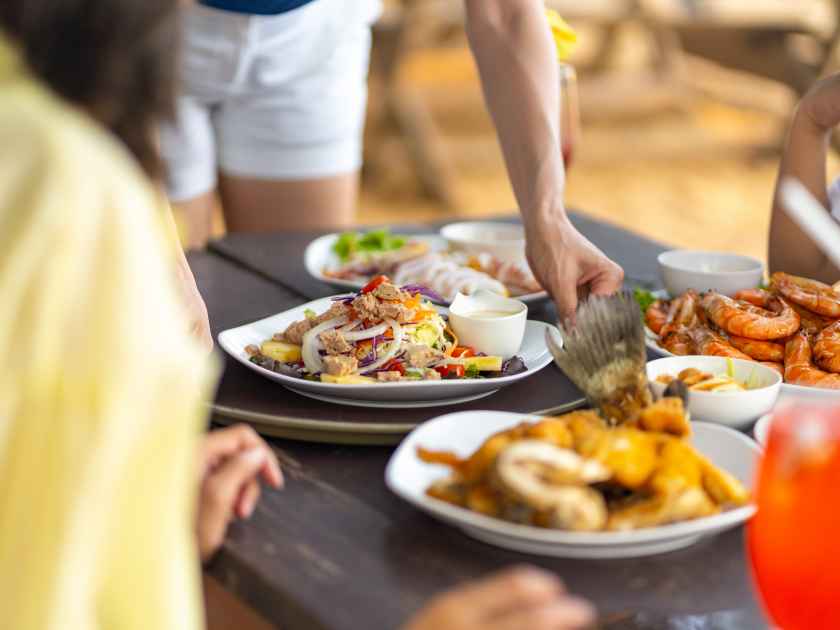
[386,411,758,559]
[217,297,555,408]
[304,233,549,305]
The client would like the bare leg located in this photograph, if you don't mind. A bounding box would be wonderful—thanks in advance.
[218,172,358,233]
[171,191,217,250]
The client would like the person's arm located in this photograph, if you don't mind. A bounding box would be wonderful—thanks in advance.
[769,74,840,282]
[463,0,623,319]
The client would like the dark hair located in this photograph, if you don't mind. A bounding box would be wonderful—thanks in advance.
[0,0,179,178]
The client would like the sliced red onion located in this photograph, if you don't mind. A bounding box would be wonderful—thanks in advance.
[301,315,349,373]
[400,284,446,304]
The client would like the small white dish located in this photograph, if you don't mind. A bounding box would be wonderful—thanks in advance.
[440,221,527,264]
[448,290,528,358]
[304,232,549,305]
[658,250,764,297]
[647,356,781,429]
[217,297,555,408]
[386,411,758,559]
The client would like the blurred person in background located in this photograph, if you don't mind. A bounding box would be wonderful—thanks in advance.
[770,73,840,282]
[0,2,593,628]
[165,0,623,319]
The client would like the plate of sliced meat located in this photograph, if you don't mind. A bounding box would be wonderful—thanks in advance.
[304,230,549,305]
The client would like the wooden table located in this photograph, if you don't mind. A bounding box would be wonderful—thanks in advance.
[191,217,769,630]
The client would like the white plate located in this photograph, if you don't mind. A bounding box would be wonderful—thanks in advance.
[386,411,758,559]
[217,297,555,407]
[304,233,549,305]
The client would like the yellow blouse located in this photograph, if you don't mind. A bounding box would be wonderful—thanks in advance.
[0,36,217,630]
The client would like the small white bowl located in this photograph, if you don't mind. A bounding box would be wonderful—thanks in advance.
[448,290,527,358]
[647,356,781,429]
[753,413,772,447]
[658,250,764,297]
[440,221,526,263]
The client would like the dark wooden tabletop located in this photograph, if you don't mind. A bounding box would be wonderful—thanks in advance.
[190,220,769,630]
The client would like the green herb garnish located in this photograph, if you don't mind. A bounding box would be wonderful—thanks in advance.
[464,364,482,379]
[332,229,407,262]
[633,287,656,315]
[304,308,317,320]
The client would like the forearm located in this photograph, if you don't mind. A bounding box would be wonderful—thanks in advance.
[464,0,566,230]
[769,108,840,281]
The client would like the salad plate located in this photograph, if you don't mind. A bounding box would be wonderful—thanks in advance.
[304,231,549,305]
[386,411,758,559]
[217,296,555,408]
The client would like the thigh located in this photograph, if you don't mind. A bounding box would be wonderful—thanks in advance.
[214,0,381,227]
[218,172,358,232]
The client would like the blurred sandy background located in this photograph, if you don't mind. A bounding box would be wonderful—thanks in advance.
[357,5,840,265]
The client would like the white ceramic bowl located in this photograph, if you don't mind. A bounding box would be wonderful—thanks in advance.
[658,250,764,297]
[440,221,526,263]
[448,290,528,358]
[647,356,781,429]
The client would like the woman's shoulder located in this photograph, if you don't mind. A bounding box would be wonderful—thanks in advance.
[0,79,150,197]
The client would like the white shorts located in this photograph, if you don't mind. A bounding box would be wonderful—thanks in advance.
[161,0,382,201]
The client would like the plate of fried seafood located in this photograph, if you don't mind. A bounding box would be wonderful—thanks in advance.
[641,272,840,394]
[386,401,756,558]
[304,229,548,304]
[217,277,554,407]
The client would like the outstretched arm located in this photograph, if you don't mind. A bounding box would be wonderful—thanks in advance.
[770,74,840,282]
[463,0,623,319]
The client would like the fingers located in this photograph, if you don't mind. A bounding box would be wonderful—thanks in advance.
[236,479,261,520]
[554,273,580,324]
[494,598,595,630]
[201,424,283,489]
[588,261,624,297]
[437,566,564,621]
[198,447,268,563]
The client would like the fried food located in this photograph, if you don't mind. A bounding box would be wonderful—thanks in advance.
[420,399,748,532]
[772,272,840,318]
[701,292,800,341]
[784,333,840,389]
[645,300,668,335]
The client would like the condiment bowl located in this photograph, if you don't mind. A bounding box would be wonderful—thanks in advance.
[658,250,764,297]
[448,290,527,358]
[647,356,781,429]
[440,221,526,264]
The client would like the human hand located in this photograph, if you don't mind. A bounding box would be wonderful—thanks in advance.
[525,214,624,322]
[798,72,840,133]
[401,566,595,630]
[196,424,283,563]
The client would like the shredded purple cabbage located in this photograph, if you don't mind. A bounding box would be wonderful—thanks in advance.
[400,284,445,304]
[331,294,356,304]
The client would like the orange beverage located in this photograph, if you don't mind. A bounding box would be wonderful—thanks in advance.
[748,403,840,629]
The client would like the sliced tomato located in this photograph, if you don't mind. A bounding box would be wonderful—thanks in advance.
[451,346,475,358]
[361,275,389,293]
[383,359,406,375]
[435,364,465,379]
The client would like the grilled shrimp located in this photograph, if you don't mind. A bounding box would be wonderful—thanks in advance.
[733,288,774,307]
[772,272,840,318]
[814,321,840,374]
[689,326,752,360]
[701,292,800,340]
[645,300,669,335]
[661,328,695,355]
[660,291,701,337]
[784,333,840,389]
[788,301,834,334]
[759,361,784,377]
[727,335,785,362]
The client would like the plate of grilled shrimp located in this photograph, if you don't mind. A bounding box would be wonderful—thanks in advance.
[643,272,840,395]
[386,292,757,558]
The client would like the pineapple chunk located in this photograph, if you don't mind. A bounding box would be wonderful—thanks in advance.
[320,374,376,385]
[449,356,503,371]
[260,340,301,363]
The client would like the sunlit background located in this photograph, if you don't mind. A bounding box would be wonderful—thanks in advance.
[353,0,840,265]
